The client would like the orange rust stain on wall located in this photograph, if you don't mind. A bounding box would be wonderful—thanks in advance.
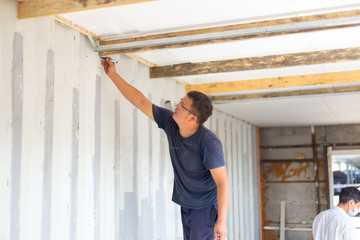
[260,165,270,182]
[263,162,310,181]
[317,159,327,181]
[263,230,279,240]
[261,184,270,225]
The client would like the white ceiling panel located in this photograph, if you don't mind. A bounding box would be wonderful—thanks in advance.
[135,26,360,67]
[216,93,360,127]
[322,94,360,123]
[60,0,360,39]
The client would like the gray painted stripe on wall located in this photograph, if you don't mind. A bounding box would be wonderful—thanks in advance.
[252,126,261,240]
[148,94,154,239]
[156,99,167,239]
[10,32,23,240]
[236,124,244,240]
[133,108,139,240]
[93,75,101,240]
[223,120,231,238]
[70,88,79,240]
[232,121,239,239]
[243,125,250,240]
[229,121,235,239]
[42,49,55,240]
[247,125,254,239]
[114,100,120,240]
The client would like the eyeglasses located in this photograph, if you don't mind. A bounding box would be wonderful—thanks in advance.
[179,98,197,116]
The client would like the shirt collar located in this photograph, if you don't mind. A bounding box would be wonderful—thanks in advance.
[334,206,350,217]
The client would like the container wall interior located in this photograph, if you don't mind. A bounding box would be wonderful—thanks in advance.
[205,112,261,240]
[0,1,260,239]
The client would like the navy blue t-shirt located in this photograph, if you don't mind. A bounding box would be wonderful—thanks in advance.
[152,104,225,209]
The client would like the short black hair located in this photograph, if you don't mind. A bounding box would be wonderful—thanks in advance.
[187,91,213,125]
[339,187,360,204]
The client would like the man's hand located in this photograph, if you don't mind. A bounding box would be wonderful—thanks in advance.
[101,57,116,76]
[101,57,154,121]
[214,221,227,240]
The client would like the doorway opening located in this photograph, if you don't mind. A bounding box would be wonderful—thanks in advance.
[328,148,360,206]
[327,148,360,229]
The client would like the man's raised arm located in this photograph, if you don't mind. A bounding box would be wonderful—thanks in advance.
[102,58,154,121]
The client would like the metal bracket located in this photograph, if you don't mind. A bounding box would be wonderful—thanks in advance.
[87,35,100,52]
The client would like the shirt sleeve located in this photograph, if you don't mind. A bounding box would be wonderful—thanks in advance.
[152,104,173,130]
[202,138,225,170]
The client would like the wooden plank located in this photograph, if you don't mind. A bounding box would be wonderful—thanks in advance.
[18,0,155,19]
[52,15,100,39]
[211,85,360,102]
[124,53,156,67]
[187,71,360,94]
[151,47,360,78]
[98,10,360,54]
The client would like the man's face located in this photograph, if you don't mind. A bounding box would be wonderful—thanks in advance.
[354,201,360,211]
[172,96,196,124]
[349,200,360,212]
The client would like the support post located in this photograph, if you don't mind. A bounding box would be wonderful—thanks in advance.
[280,200,286,240]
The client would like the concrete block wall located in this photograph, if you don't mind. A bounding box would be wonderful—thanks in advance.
[260,124,360,240]
[0,1,260,239]
[260,127,316,240]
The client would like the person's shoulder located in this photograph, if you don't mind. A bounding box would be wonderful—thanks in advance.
[314,208,335,221]
[198,126,223,152]
[153,104,172,115]
[199,126,219,140]
[152,104,175,129]
[314,208,328,219]
[333,206,350,218]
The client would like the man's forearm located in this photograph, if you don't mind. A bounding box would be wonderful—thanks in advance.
[107,72,154,120]
[217,181,229,224]
[108,72,145,106]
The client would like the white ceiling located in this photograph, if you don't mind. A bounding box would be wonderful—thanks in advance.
[218,93,360,127]
[61,0,360,38]
[59,0,360,127]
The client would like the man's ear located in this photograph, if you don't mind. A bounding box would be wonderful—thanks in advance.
[190,115,198,124]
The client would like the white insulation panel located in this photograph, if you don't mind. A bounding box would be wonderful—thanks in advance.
[0,1,260,240]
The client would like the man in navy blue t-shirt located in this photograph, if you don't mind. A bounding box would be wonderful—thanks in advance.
[102,58,229,240]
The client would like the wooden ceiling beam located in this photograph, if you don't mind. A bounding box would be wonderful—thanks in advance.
[18,0,155,19]
[98,10,360,54]
[150,47,360,78]
[186,70,360,94]
[211,85,360,102]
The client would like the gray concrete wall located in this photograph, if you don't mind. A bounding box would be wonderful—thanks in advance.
[260,124,360,240]
[0,1,260,239]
